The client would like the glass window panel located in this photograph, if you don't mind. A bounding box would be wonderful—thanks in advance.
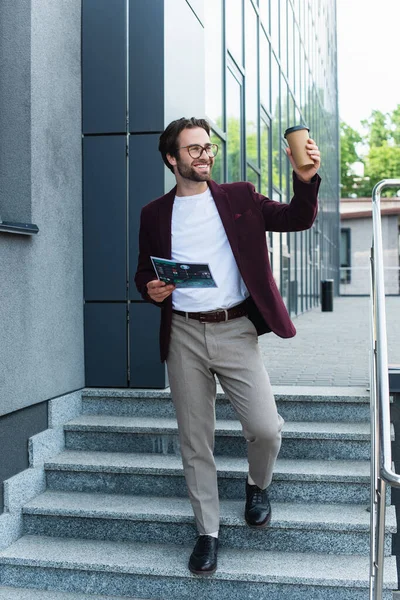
[281,77,288,139]
[245,1,258,165]
[281,143,289,201]
[281,254,290,309]
[227,69,242,182]
[272,229,281,287]
[294,25,301,102]
[270,0,279,54]
[210,132,224,184]
[204,0,223,128]
[226,0,243,66]
[260,119,270,196]
[289,93,295,127]
[260,31,270,112]
[246,165,259,190]
[287,5,294,91]
[271,53,280,189]
[280,0,287,76]
[259,0,270,32]
[300,43,305,110]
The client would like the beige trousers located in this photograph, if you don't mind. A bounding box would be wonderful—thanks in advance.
[166,312,284,534]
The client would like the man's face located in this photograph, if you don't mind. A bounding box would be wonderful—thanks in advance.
[169,127,214,182]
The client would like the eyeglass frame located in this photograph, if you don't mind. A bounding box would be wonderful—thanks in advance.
[176,143,219,159]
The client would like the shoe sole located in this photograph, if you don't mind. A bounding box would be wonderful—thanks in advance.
[189,567,217,577]
[188,564,217,576]
[244,511,272,529]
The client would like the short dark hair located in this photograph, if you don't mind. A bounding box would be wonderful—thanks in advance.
[158,117,211,173]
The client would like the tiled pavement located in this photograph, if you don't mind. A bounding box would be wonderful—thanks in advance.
[259,296,400,387]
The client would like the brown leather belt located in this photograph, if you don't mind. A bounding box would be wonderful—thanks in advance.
[172,302,247,323]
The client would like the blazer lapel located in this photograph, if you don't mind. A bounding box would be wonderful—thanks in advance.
[158,185,176,259]
[208,180,240,262]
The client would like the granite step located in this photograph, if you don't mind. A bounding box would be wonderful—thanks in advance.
[0,587,143,599]
[22,489,396,556]
[0,535,396,600]
[82,386,371,423]
[44,450,374,504]
[64,415,375,460]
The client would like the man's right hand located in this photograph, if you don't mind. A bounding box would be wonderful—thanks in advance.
[146,279,176,303]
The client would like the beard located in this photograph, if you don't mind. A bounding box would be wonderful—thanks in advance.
[176,158,213,182]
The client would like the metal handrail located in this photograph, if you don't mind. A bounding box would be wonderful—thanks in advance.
[369,179,400,599]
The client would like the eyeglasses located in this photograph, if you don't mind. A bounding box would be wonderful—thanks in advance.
[177,143,219,159]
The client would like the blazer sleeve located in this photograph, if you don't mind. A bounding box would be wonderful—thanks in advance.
[250,172,321,232]
[134,208,165,307]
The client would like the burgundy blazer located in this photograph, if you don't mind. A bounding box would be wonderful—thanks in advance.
[135,172,321,362]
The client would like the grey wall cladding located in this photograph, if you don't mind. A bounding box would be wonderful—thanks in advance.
[129,303,165,388]
[83,0,167,387]
[83,136,127,301]
[129,0,164,132]
[129,134,164,301]
[84,303,128,387]
[82,0,127,134]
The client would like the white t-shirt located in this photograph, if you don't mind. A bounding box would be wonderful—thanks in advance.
[171,187,249,312]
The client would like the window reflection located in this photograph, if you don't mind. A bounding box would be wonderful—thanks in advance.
[259,0,270,32]
[227,69,242,182]
[245,0,258,166]
[260,119,270,196]
[287,5,294,90]
[280,0,287,75]
[260,32,270,112]
[281,143,290,202]
[211,132,224,184]
[226,0,243,65]
[246,165,259,190]
[270,0,279,54]
[271,53,280,190]
[204,0,223,128]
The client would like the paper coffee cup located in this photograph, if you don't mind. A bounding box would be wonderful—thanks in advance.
[284,125,314,169]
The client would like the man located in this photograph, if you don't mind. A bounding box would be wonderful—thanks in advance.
[135,117,321,575]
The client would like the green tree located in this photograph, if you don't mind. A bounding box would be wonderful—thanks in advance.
[391,104,400,146]
[340,105,400,197]
[361,110,390,147]
[361,106,400,196]
[340,121,362,197]
[363,143,400,196]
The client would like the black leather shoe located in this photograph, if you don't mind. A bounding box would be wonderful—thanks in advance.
[188,535,218,575]
[245,480,272,528]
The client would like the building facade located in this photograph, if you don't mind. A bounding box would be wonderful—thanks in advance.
[340,197,400,295]
[0,0,339,512]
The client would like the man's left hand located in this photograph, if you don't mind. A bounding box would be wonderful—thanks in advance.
[285,138,321,183]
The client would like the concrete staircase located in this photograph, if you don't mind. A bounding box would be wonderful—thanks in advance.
[0,386,397,599]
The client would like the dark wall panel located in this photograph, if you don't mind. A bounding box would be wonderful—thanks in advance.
[83,136,127,301]
[129,134,165,301]
[129,303,166,388]
[82,0,127,134]
[0,401,48,513]
[84,303,128,387]
[129,0,164,132]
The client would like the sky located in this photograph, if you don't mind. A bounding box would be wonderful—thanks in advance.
[336,0,400,132]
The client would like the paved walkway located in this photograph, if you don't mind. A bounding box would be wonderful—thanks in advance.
[259,296,400,387]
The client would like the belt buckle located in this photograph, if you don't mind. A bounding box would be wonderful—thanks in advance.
[199,313,208,323]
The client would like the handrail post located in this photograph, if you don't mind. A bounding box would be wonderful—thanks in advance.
[369,178,400,599]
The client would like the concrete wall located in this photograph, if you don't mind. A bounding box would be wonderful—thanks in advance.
[340,215,399,295]
[0,0,84,417]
